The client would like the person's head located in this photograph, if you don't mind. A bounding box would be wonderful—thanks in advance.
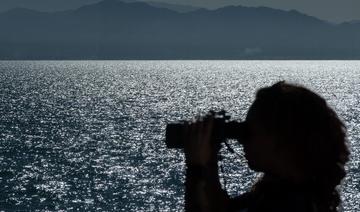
[242,81,349,191]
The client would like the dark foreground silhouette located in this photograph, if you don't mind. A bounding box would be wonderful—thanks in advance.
[183,82,349,212]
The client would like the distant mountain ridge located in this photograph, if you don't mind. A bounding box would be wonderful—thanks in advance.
[0,0,359,59]
[140,1,201,13]
[346,20,360,25]
[0,0,201,13]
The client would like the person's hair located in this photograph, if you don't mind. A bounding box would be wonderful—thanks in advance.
[249,81,349,211]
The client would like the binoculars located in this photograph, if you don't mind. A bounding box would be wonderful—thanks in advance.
[165,111,248,149]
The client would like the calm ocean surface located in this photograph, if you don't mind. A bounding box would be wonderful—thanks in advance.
[0,61,359,211]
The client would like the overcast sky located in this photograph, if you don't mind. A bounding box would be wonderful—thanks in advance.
[0,0,359,23]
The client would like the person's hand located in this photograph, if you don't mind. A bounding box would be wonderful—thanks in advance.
[184,113,219,167]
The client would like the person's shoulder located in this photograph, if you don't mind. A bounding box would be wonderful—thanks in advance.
[278,191,315,211]
[258,187,316,212]
[229,188,317,212]
[228,192,254,212]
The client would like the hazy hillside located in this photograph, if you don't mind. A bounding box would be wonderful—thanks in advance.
[143,1,201,13]
[0,0,201,13]
[0,0,359,59]
[0,0,101,13]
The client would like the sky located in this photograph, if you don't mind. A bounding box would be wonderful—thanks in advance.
[0,0,359,23]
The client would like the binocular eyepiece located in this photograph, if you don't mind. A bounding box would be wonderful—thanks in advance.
[165,111,248,149]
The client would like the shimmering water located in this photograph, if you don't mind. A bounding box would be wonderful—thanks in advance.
[0,61,359,211]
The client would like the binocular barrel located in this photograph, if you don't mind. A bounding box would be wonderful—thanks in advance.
[165,121,247,149]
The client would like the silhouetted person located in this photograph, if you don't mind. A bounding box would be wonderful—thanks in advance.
[184,81,349,212]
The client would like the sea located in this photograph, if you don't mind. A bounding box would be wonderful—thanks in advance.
[0,61,359,211]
